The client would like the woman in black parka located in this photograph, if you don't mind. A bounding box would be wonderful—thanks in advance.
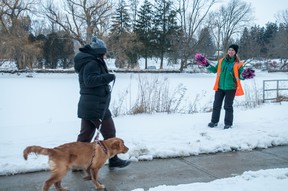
[74,36,130,169]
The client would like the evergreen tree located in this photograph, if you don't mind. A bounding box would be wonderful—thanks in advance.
[238,25,266,59]
[109,0,141,68]
[196,27,216,58]
[271,23,288,69]
[251,26,264,58]
[44,32,74,69]
[263,23,278,44]
[44,33,61,69]
[152,0,180,69]
[239,27,254,60]
[134,0,154,68]
[263,22,278,57]
[111,0,131,34]
[60,33,74,69]
[129,0,140,28]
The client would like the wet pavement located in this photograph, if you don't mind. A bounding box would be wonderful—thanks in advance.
[1,145,288,191]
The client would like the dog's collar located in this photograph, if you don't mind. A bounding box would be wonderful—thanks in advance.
[96,140,108,155]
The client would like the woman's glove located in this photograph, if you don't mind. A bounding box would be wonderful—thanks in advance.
[194,53,210,67]
[104,74,116,83]
[241,68,255,79]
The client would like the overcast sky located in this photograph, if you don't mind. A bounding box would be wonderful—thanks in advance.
[54,0,287,27]
[222,0,288,26]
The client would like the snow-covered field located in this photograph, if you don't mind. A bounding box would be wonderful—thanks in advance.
[1,71,288,190]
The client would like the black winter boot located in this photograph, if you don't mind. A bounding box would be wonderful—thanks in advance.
[109,155,130,170]
[224,125,232,129]
[208,122,218,128]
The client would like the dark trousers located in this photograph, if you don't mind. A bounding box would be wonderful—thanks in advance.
[211,89,236,126]
[77,117,116,142]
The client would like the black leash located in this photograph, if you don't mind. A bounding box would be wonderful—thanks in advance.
[93,79,115,142]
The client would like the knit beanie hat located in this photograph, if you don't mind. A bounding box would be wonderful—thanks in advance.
[91,36,107,54]
[229,44,239,54]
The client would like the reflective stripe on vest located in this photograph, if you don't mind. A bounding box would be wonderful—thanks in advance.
[213,58,244,96]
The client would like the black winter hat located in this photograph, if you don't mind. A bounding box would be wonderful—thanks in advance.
[91,36,107,54]
[229,44,239,54]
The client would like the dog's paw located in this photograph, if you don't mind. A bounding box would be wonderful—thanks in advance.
[96,184,105,190]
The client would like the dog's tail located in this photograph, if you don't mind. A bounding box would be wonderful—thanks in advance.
[23,146,50,160]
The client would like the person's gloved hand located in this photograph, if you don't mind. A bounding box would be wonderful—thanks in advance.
[104,74,116,83]
[194,53,210,67]
[111,74,116,80]
[241,68,255,79]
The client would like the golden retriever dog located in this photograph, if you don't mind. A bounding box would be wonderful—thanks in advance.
[23,137,129,191]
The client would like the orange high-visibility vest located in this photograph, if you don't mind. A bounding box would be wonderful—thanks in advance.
[213,58,244,96]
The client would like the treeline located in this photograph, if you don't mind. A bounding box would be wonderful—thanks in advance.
[0,0,287,71]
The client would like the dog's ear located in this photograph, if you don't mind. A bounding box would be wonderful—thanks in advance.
[111,140,120,150]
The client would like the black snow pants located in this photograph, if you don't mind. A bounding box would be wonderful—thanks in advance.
[211,89,236,126]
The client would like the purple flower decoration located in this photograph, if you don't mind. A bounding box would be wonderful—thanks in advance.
[194,53,209,67]
[242,68,255,79]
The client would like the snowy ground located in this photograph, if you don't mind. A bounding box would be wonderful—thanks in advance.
[132,168,288,191]
[1,71,288,190]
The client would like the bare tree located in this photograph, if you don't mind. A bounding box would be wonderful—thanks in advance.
[178,0,217,70]
[207,10,223,59]
[41,0,113,45]
[0,0,38,34]
[209,0,253,54]
[0,0,40,69]
[276,9,288,26]
[177,0,216,71]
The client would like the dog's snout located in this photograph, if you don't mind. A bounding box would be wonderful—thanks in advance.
[122,146,129,153]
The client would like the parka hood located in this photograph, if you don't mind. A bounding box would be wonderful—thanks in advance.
[74,45,104,73]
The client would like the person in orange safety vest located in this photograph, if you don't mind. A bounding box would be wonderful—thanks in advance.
[206,44,245,129]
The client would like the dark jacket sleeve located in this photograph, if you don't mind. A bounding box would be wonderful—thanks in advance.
[83,61,115,88]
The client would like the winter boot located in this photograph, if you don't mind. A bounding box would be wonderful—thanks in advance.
[208,122,218,128]
[109,155,130,170]
[224,125,232,129]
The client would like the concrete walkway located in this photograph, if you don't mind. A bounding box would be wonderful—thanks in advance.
[1,146,288,191]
